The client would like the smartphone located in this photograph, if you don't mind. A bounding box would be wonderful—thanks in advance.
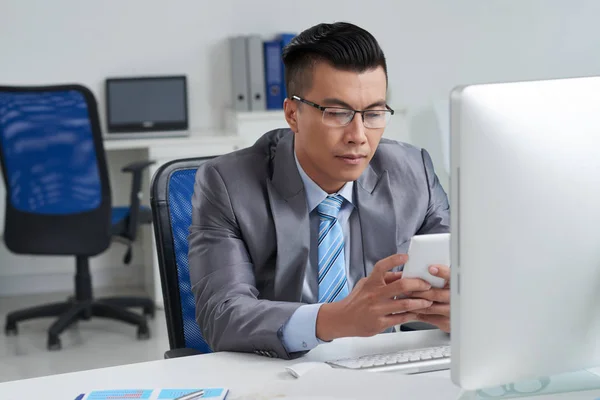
[401,233,450,288]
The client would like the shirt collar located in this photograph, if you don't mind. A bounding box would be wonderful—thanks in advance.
[294,151,354,213]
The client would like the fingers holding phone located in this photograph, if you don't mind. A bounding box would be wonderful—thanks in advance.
[400,234,452,332]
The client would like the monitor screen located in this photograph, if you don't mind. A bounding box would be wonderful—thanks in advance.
[105,76,188,133]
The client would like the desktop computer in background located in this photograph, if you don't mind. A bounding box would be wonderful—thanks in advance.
[104,75,190,139]
[450,76,600,390]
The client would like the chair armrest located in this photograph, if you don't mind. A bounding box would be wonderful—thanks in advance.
[164,348,204,359]
[122,160,156,174]
[118,160,156,243]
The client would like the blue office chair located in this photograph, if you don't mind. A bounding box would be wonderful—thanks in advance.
[0,84,155,350]
[150,157,215,358]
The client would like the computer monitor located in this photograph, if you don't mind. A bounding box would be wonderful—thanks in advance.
[449,76,600,390]
[105,75,188,138]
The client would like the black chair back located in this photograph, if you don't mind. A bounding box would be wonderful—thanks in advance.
[150,156,215,353]
[0,84,111,256]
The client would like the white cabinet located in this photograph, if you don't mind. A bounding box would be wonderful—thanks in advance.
[225,109,286,146]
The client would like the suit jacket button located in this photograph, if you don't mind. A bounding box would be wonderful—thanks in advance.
[269,351,277,358]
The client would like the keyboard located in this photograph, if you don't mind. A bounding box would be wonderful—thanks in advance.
[325,345,451,374]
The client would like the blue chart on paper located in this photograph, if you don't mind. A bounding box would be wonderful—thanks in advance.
[158,388,225,399]
[86,390,153,399]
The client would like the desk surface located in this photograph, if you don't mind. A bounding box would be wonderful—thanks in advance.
[103,133,245,151]
[0,330,453,399]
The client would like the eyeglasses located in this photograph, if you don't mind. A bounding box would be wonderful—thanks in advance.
[292,95,394,129]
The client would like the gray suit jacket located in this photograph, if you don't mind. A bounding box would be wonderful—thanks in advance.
[188,128,450,360]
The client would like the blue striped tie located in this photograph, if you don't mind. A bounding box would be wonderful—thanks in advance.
[317,194,349,303]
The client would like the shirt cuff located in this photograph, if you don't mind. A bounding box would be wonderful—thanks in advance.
[280,303,325,353]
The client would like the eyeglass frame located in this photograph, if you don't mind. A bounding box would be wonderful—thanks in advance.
[291,95,394,128]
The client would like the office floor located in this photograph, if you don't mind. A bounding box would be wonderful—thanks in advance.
[0,289,168,383]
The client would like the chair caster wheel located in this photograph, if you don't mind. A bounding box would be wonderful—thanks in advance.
[47,336,62,351]
[137,325,150,340]
[143,307,155,319]
[5,322,17,336]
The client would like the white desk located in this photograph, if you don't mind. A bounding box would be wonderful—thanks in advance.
[0,330,457,399]
[3,329,600,399]
[103,132,246,152]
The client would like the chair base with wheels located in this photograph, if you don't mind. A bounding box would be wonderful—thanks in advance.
[4,255,155,350]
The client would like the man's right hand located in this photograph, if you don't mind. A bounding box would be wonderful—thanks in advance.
[315,254,433,342]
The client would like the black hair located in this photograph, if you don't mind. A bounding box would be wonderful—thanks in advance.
[282,22,388,98]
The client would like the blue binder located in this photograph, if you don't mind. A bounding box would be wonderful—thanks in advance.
[278,33,296,101]
[264,40,283,110]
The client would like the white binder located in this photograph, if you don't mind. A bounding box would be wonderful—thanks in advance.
[245,35,266,111]
[230,36,250,111]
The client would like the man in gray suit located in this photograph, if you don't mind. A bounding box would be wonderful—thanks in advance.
[188,22,450,360]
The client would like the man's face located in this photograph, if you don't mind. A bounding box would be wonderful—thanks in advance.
[284,62,388,193]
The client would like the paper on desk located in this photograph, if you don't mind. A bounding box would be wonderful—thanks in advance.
[228,368,462,400]
[77,387,228,399]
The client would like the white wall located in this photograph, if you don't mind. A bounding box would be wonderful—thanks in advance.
[1,0,600,294]
[3,0,600,168]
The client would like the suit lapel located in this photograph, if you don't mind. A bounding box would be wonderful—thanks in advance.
[348,210,365,288]
[355,164,399,276]
[267,133,310,301]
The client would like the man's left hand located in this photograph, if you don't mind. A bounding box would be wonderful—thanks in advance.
[410,265,451,333]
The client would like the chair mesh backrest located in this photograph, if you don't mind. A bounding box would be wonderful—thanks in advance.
[167,168,211,353]
[0,90,102,214]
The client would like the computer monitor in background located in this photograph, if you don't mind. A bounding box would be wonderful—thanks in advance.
[450,76,600,390]
[105,75,189,139]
